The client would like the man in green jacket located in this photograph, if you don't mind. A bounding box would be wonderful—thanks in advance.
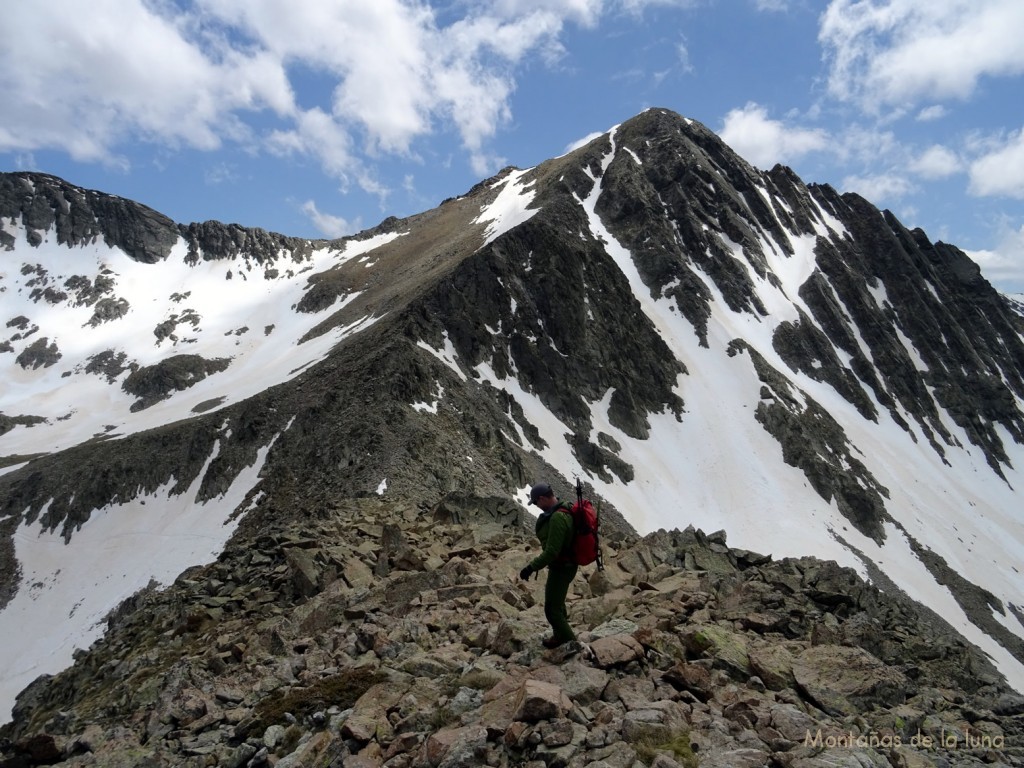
[520,482,578,648]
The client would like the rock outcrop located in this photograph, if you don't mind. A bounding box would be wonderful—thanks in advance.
[2,496,1020,768]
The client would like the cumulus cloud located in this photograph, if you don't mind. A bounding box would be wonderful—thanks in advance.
[916,105,948,122]
[910,145,962,179]
[967,224,1024,293]
[0,1,293,162]
[267,108,358,181]
[819,0,1024,112]
[841,173,916,204]
[489,0,604,27]
[719,103,829,168]
[0,0,598,185]
[968,129,1024,198]
[301,200,357,239]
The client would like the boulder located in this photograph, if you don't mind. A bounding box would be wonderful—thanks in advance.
[792,645,909,716]
[513,680,573,723]
[748,643,797,691]
[681,624,751,677]
[530,660,609,704]
[590,634,645,668]
[422,724,488,768]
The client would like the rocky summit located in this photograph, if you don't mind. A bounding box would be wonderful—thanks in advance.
[1,107,1024,766]
[2,495,1023,768]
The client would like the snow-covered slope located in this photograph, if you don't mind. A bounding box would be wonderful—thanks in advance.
[0,222,399,458]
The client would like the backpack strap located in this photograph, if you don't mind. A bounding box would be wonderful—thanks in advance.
[553,502,576,563]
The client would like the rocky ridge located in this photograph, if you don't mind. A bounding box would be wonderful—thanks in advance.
[0,173,320,266]
[2,495,1022,768]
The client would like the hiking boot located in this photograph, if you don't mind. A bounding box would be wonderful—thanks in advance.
[542,636,575,649]
[547,641,584,662]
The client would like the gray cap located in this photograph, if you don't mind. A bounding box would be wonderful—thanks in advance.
[529,483,553,505]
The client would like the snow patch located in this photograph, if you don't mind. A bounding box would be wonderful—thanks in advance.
[474,169,539,247]
[417,332,468,382]
[412,383,445,414]
[0,432,279,724]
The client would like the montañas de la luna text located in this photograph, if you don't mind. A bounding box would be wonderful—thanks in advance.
[804,729,1005,751]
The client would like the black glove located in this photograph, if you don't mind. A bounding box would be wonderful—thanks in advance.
[519,564,535,581]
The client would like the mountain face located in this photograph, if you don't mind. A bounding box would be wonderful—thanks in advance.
[1,108,1023,761]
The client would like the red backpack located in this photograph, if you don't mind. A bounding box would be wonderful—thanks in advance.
[556,480,603,568]
[564,498,600,566]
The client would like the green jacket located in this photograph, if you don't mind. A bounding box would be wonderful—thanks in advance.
[529,503,574,571]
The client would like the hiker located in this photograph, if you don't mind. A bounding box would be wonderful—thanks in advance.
[520,482,578,648]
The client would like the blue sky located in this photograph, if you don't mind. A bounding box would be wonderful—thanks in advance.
[2,0,1024,291]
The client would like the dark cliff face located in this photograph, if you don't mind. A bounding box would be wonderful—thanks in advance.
[385,109,1024,542]
[0,173,323,267]
[803,196,1024,474]
[0,173,179,263]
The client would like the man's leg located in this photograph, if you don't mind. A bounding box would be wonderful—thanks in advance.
[544,562,579,644]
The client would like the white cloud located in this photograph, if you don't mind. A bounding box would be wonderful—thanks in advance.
[211,2,563,171]
[12,153,36,171]
[201,1,439,155]
[490,0,604,27]
[564,131,605,155]
[0,1,294,161]
[719,103,829,168]
[820,0,1024,111]
[0,0,597,187]
[753,0,788,10]
[909,144,962,179]
[618,0,700,16]
[675,40,694,74]
[968,129,1024,199]
[301,200,356,238]
[267,108,357,180]
[204,163,240,186]
[830,125,901,166]
[967,224,1024,292]
[916,105,948,122]
[841,173,916,204]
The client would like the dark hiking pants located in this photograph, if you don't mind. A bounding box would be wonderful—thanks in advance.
[544,562,579,643]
